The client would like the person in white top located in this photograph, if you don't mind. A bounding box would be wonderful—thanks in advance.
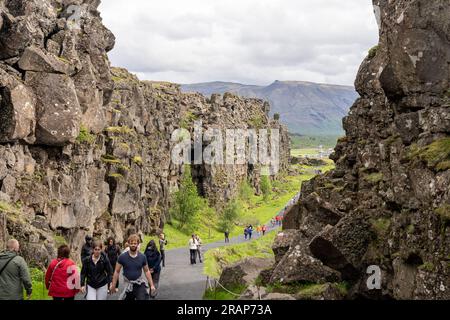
[195,235,203,263]
[188,235,198,265]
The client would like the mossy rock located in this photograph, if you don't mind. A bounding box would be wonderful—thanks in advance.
[435,204,450,223]
[105,126,135,135]
[101,155,122,165]
[407,138,450,172]
[53,235,67,247]
[368,45,378,59]
[419,262,435,272]
[371,217,391,235]
[364,172,384,184]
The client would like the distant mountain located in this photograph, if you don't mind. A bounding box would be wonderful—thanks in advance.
[181,80,359,136]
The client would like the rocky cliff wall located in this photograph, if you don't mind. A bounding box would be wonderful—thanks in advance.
[0,0,290,265]
[267,0,449,300]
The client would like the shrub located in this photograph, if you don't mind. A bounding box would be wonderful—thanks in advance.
[170,166,204,229]
[238,180,254,204]
[218,199,241,233]
[76,125,95,144]
[260,176,272,201]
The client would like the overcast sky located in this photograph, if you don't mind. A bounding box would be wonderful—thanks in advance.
[98,0,378,86]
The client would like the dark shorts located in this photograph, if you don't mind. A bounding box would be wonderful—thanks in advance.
[124,283,149,301]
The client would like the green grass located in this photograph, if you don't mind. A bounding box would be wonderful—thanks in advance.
[142,222,196,252]
[291,148,322,157]
[289,134,339,149]
[27,268,51,300]
[266,281,348,299]
[203,284,247,300]
[204,232,277,279]
[143,162,332,252]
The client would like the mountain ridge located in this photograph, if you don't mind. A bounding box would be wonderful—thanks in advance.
[181,80,359,136]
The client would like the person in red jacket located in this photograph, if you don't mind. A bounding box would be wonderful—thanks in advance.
[45,245,80,300]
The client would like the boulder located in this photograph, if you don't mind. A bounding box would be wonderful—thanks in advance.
[271,230,302,263]
[18,46,69,74]
[0,71,36,143]
[25,71,81,146]
[219,257,274,288]
[270,237,341,284]
[309,215,374,280]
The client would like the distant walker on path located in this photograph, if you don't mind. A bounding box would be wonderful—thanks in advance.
[224,230,230,243]
[159,233,168,268]
[188,234,198,265]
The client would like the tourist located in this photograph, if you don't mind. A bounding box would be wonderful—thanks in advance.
[275,215,280,226]
[262,225,267,236]
[80,240,113,300]
[224,229,230,243]
[144,240,161,298]
[188,234,198,265]
[256,225,262,236]
[105,237,121,271]
[159,233,168,267]
[244,227,248,240]
[196,235,203,263]
[0,239,32,300]
[45,245,80,300]
[81,235,93,261]
[110,234,156,300]
[248,225,253,240]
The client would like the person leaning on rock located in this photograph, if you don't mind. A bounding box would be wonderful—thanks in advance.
[0,239,33,300]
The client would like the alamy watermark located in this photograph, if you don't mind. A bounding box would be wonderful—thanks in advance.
[366,265,382,290]
[171,121,281,175]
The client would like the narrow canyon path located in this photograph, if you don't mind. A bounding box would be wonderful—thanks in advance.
[156,221,282,300]
[76,194,297,300]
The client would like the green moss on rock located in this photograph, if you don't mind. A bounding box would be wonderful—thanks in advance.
[364,172,384,184]
[408,138,450,172]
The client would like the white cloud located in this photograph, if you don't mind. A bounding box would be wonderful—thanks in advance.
[98,0,378,86]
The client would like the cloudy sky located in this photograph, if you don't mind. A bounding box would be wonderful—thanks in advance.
[98,0,378,86]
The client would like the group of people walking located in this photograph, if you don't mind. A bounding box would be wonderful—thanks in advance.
[0,233,168,301]
[188,234,202,265]
[244,223,269,240]
[271,215,283,227]
[244,225,254,240]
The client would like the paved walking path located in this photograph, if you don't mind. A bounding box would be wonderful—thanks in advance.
[76,193,298,300]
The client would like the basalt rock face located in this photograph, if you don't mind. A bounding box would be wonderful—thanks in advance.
[268,0,450,300]
[0,0,290,265]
